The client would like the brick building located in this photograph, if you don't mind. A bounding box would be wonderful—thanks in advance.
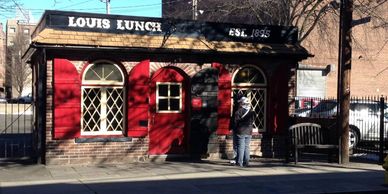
[162,0,388,99]
[0,23,5,96]
[24,11,309,165]
[0,23,6,97]
[301,7,388,97]
[5,19,35,98]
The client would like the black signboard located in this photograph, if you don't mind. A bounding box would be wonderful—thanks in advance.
[39,10,298,44]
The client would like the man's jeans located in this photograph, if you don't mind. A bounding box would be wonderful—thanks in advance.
[233,132,237,158]
[236,134,252,167]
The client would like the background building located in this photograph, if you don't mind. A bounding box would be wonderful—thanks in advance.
[302,8,388,97]
[5,19,35,98]
[162,0,388,98]
[0,23,5,97]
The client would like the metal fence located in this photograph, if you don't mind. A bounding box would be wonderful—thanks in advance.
[291,96,388,163]
[0,102,34,160]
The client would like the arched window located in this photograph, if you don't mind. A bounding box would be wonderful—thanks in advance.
[81,61,125,135]
[232,65,267,133]
[233,66,266,86]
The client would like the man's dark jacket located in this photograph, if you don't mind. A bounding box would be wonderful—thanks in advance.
[233,108,254,135]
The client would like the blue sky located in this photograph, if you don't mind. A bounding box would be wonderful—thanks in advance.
[1,0,162,29]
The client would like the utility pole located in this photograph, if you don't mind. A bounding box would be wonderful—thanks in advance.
[101,0,110,14]
[337,0,353,164]
[192,0,198,20]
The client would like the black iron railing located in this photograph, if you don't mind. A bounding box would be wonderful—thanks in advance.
[0,102,34,159]
[291,96,388,163]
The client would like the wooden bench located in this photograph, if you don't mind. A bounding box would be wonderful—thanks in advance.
[288,122,338,164]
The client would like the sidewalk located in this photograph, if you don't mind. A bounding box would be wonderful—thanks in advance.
[1,158,387,194]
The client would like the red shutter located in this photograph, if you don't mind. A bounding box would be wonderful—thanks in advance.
[127,60,150,137]
[53,59,81,139]
[212,62,231,135]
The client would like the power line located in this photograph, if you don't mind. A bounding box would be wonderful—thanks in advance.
[2,0,186,21]
[59,0,95,9]
[11,0,29,22]
[11,0,184,12]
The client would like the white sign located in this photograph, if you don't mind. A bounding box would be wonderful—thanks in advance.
[68,16,162,32]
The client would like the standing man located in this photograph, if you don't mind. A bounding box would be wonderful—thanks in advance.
[234,97,254,167]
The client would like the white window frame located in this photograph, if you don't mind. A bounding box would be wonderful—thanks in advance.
[81,61,125,135]
[82,62,125,86]
[9,27,16,33]
[156,82,182,113]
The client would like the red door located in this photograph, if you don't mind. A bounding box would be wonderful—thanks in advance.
[149,67,188,155]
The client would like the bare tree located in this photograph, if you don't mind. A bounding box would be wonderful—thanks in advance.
[6,27,31,97]
[164,0,387,44]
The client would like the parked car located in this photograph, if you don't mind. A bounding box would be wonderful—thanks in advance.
[295,100,388,149]
[7,94,33,104]
[0,97,7,103]
[17,94,33,104]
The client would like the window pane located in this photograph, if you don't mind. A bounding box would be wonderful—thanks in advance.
[84,66,101,80]
[234,67,265,84]
[170,85,180,97]
[82,88,101,133]
[106,88,124,132]
[84,63,123,82]
[170,99,180,111]
[158,99,168,110]
[83,112,91,131]
[158,84,168,97]
[102,64,123,81]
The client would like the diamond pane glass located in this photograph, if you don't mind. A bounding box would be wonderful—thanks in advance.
[233,88,266,132]
[106,88,124,132]
[82,88,101,132]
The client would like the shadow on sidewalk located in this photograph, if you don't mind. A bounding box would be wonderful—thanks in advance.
[1,170,387,194]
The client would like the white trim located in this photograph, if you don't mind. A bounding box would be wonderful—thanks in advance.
[81,86,124,136]
[100,88,107,131]
[81,60,126,136]
[81,131,123,136]
[156,82,182,113]
[82,60,125,85]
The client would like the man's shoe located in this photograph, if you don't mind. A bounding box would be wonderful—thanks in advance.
[229,160,236,165]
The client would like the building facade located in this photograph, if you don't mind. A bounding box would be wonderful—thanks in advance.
[162,0,388,99]
[301,6,388,97]
[24,11,309,165]
[5,19,35,98]
[0,23,5,96]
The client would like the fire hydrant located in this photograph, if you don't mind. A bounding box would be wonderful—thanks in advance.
[383,155,388,184]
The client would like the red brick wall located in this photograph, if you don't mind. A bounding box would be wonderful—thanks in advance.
[44,59,287,164]
[45,60,149,165]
